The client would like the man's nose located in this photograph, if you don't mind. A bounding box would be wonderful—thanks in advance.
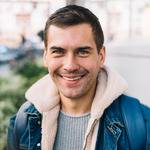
[63,54,79,71]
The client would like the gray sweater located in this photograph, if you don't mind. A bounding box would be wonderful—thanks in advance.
[53,111,90,150]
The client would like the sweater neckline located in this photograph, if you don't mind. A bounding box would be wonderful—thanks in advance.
[60,110,91,118]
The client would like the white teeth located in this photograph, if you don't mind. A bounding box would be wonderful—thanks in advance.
[63,76,82,81]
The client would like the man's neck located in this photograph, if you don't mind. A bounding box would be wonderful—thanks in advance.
[60,98,92,115]
[59,91,95,116]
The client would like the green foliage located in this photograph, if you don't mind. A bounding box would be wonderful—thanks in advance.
[16,61,47,79]
[16,60,48,87]
[0,60,47,150]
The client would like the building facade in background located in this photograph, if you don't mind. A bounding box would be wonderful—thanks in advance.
[0,0,150,46]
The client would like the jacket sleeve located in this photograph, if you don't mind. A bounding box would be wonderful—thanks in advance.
[7,115,18,150]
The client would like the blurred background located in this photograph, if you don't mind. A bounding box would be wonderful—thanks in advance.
[0,0,150,149]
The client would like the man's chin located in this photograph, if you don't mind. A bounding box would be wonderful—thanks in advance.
[60,91,83,100]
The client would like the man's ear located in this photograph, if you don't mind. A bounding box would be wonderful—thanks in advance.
[99,46,106,65]
[43,50,48,67]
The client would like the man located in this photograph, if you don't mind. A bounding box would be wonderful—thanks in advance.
[7,5,150,150]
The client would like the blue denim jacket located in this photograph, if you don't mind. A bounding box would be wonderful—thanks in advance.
[7,105,42,150]
[7,95,132,150]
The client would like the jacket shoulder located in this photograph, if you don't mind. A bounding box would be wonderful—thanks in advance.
[119,94,150,119]
[104,94,144,125]
[8,101,39,135]
[7,102,41,149]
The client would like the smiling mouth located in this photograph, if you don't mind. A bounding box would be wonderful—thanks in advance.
[58,74,86,81]
[62,76,82,81]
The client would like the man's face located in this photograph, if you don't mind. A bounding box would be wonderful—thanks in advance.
[44,23,105,100]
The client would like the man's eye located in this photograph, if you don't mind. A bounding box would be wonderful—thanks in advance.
[51,49,64,56]
[77,49,90,57]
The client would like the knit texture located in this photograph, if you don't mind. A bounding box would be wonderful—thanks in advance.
[53,111,90,150]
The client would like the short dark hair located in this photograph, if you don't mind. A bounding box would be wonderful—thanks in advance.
[44,5,104,51]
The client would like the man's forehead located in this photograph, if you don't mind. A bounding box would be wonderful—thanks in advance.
[47,23,92,33]
[45,24,97,52]
[47,24,94,43]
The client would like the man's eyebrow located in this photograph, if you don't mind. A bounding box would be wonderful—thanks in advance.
[49,46,64,50]
[76,46,92,50]
[49,46,92,51]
